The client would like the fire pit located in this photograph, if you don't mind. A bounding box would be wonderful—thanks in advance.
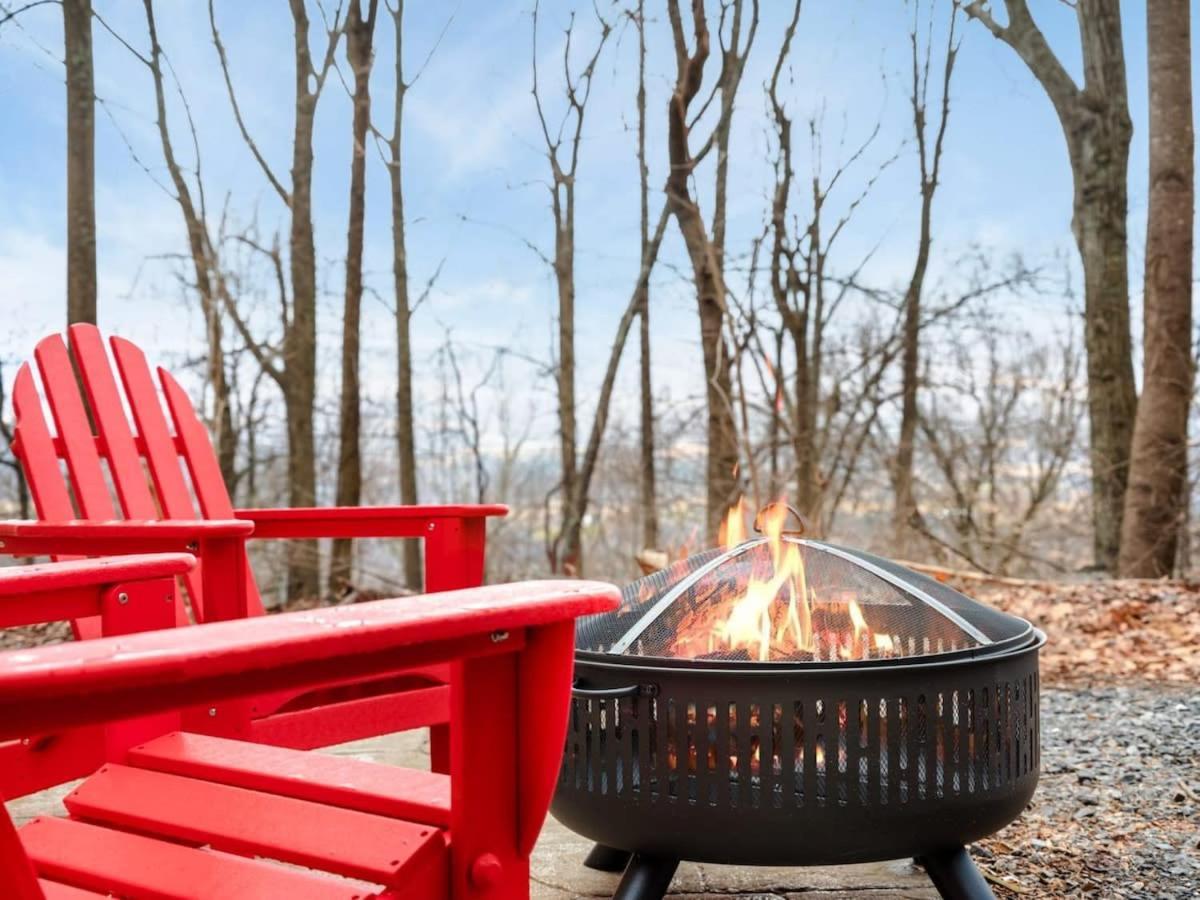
[551,505,1044,900]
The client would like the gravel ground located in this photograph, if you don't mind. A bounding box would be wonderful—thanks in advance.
[977,684,1200,899]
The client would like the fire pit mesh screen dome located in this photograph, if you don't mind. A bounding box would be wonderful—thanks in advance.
[575,539,1029,664]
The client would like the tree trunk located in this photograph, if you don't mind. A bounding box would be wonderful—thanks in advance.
[284,0,324,600]
[893,2,957,552]
[893,196,931,543]
[1118,0,1194,577]
[390,1,422,592]
[559,206,671,568]
[636,1,658,552]
[63,0,96,325]
[666,0,743,544]
[531,3,610,573]
[672,196,739,543]
[1069,109,1137,572]
[965,0,1137,572]
[556,187,579,573]
[330,0,378,595]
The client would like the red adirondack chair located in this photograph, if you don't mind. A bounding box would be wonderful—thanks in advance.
[0,324,506,790]
[0,554,618,899]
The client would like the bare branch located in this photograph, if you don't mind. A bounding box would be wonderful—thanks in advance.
[963,0,1080,117]
[0,0,56,29]
[208,0,291,204]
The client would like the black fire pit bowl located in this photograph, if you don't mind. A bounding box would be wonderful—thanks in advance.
[551,539,1045,900]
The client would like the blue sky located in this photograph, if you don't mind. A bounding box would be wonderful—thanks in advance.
[0,0,1194,457]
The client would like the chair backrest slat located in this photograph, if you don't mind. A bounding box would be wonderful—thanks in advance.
[12,365,77,522]
[68,325,158,520]
[158,369,234,519]
[108,337,197,521]
[32,335,115,520]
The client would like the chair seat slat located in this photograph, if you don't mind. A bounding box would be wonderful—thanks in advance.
[66,762,444,886]
[129,731,450,825]
[21,816,365,899]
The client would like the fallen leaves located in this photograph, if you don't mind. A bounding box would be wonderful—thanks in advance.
[961,578,1200,687]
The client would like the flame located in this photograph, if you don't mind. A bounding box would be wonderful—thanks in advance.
[846,598,869,659]
[718,496,747,549]
[669,496,906,663]
[848,599,867,642]
[711,497,813,661]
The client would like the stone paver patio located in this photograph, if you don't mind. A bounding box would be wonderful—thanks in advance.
[6,728,936,899]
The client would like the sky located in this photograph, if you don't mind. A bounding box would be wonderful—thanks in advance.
[0,0,1196,464]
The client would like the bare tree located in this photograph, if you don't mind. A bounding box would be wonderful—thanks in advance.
[1119,0,1195,577]
[554,206,672,573]
[531,1,611,573]
[376,0,445,591]
[756,0,910,535]
[330,0,380,594]
[764,1,805,509]
[534,6,675,575]
[917,324,1083,575]
[64,0,95,325]
[211,0,343,599]
[665,0,757,543]
[633,0,658,552]
[893,0,959,551]
[139,0,237,488]
[437,336,498,506]
[965,0,1137,572]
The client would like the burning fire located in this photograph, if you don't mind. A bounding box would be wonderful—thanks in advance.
[668,498,900,662]
[717,496,748,547]
[709,500,814,662]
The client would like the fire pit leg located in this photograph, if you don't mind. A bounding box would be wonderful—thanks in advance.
[612,853,679,900]
[918,846,996,900]
[584,844,632,872]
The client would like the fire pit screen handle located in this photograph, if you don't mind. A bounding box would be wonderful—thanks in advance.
[570,681,657,700]
[753,501,809,536]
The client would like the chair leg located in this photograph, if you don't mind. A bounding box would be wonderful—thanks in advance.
[0,806,41,900]
[918,846,996,900]
[612,854,678,900]
[584,843,631,872]
[450,654,524,899]
[430,723,450,774]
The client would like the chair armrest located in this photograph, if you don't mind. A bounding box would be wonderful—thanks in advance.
[0,519,253,556]
[234,504,508,539]
[0,554,196,631]
[0,554,196,599]
[0,580,617,741]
